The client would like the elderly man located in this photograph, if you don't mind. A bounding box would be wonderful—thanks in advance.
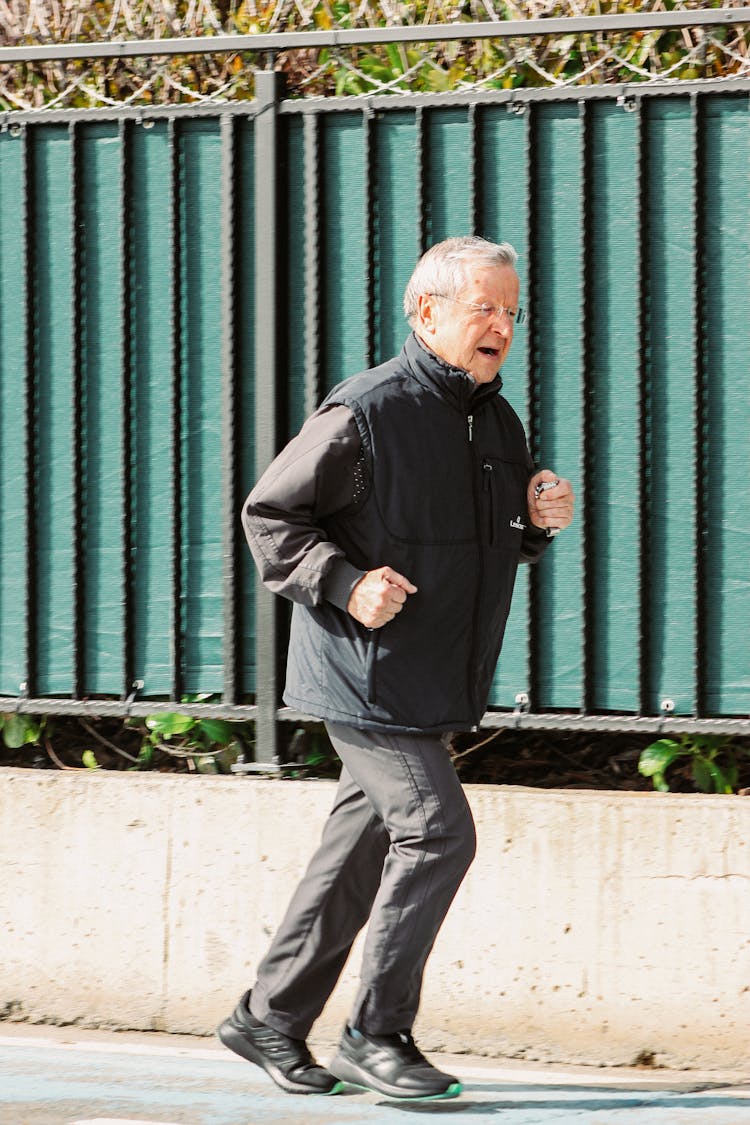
[218,236,574,1101]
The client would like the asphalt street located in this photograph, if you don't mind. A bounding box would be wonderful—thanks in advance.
[1,1025,749,1125]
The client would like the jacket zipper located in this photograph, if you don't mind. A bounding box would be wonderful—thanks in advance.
[482,459,494,545]
[466,408,482,725]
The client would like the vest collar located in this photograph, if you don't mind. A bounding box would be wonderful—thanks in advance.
[404,332,504,412]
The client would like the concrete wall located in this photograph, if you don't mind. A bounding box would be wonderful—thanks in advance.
[1,768,748,1068]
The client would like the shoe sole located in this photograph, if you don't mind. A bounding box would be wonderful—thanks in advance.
[217,1020,344,1096]
[329,1053,462,1101]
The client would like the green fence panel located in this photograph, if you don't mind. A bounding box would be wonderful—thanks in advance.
[79,123,126,695]
[237,116,257,699]
[178,119,225,695]
[483,104,532,709]
[373,111,421,365]
[284,116,308,438]
[34,126,76,696]
[425,108,473,242]
[130,120,177,696]
[0,132,28,697]
[587,100,641,714]
[322,113,369,394]
[703,95,750,715]
[646,97,700,715]
[532,103,586,710]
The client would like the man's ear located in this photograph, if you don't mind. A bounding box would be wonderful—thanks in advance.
[416,292,438,335]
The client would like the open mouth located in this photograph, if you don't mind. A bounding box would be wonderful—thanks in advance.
[478,346,500,357]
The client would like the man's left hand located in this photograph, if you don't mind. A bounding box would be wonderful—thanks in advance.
[528,471,575,534]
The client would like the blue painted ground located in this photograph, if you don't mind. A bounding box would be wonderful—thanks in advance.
[1,1029,749,1125]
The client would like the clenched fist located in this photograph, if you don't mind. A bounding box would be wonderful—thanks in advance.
[347,566,418,629]
[527,470,575,534]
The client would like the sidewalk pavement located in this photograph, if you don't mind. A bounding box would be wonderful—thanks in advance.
[1,1021,749,1125]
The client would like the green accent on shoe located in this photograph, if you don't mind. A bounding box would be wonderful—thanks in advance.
[345,1079,463,1102]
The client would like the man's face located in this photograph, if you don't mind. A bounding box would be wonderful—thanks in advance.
[415,264,521,385]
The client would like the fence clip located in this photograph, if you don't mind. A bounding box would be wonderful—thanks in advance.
[657,697,675,732]
[124,679,144,715]
[513,691,530,728]
[14,682,29,714]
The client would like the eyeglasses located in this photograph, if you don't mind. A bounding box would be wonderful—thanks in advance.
[430,294,528,326]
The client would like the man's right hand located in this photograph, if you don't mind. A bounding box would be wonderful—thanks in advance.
[347,566,418,629]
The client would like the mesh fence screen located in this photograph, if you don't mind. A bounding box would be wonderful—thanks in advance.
[1,1,750,111]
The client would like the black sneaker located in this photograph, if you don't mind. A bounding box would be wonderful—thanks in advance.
[217,991,343,1096]
[329,1025,462,1101]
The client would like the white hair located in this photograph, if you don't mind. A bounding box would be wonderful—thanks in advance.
[403,236,518,327]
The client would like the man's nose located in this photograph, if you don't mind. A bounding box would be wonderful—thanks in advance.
[491,310,514,334]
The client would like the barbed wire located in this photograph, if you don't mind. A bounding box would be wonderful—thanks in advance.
[1,1,749,111]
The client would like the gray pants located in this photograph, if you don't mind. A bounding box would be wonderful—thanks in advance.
[249,721,477,1039]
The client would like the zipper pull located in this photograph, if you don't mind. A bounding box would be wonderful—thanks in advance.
[482,460,492,490]
[467,414,474,442]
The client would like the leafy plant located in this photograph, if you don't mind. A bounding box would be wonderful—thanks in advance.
[638,735,749,794]
[134,697,251,773]
[82,749,101,770]
[0,713,44,751]
[2,0,750,109]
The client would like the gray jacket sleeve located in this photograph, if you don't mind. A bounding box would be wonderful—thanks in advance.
[241,404,366,611]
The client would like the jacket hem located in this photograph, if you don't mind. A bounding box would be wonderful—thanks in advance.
[282,693,478,736]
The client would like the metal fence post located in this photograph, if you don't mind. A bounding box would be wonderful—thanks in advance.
[253,67,284,767]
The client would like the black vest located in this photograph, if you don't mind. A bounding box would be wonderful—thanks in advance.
[283,333,534,734]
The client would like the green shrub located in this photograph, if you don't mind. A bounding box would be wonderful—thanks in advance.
[638,735,749,794]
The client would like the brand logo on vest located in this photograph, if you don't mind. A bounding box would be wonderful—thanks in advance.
[510,516,526,530]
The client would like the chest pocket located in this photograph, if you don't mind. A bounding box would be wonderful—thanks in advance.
[369,410,477,544]
[481,456,529,550]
